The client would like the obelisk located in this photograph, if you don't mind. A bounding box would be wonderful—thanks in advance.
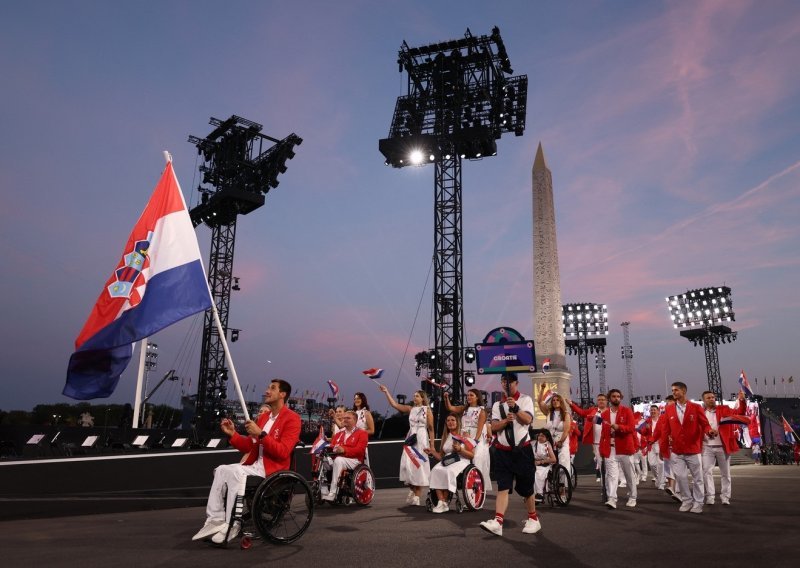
[531,142,571,416]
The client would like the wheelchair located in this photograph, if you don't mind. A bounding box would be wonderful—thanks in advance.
[215,470,315,549]
[425,462,486,513]
[310,447,375,506]
[542,463,572,507]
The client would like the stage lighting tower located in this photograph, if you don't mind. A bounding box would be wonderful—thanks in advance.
[188,115,302,428]
[666,286,737,400]
[379,27,528,402]
[562,303,608,406]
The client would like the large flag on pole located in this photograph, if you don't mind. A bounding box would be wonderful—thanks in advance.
[64,160,211,399]
[738,370,753,398]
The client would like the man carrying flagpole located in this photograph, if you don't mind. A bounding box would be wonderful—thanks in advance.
[193,378,300,544]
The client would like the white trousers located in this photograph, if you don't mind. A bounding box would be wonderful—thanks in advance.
[327,457,360,499]
[605,448,637,502]
[702,445,731,501]
[206,461,265,523]
[534,464,552,495]
[672,453,704,507]
[647,449,664,488]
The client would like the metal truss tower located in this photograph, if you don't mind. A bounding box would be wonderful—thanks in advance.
[620,321,634,401]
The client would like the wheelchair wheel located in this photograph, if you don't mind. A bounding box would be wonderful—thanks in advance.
[252,470,314,544]
[570,463,578,489]
[551,464,572,506]
[459,465,486,511]
[349,463,375,506]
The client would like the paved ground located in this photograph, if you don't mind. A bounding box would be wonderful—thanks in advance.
[1,465,797,568]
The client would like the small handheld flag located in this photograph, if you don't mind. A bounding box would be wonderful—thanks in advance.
[542,358,551,373]
[635,417,649,433]
[362,368,384,379]
[310,425,329,455]
[450,434,475,451]
[739,370,753,398]
[719,415,750,426]
[542,388,554,405]
[425,377,444,389]
[327,380,339,398]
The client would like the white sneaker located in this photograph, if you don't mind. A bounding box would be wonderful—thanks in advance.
[479,518,503,536]
[705,497,715,505]
[626,498,637,508]
[211,522,241,544]
[679,502,693,512]
[192,519,226,541]
[322,493,336,502]
[431,501,449,513]
[619,481,627,488]
[690,504,703,514]
[410,496,420,506]
[406,490,415,504]
[721,498,730,506]
[522,517,541,534]
[605,499,617,509]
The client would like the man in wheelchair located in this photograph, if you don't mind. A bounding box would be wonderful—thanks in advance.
[192,379,301,544]
[321,410,368,503]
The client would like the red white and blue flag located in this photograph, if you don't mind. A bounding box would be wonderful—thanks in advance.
[719,415,750,426]
[635,416,649,433]
[327,380,339,398]
[310,424,329,455]
[782,415,796,444]
[450,434,475,451]
[739,370,753,398]
[362,368,384,379]
[542,388,554,406]
[542,358,551,373]
[64,161,211,400]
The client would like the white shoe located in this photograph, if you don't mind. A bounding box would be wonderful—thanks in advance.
[619,482,627,488]
[705,497,715,505]
[690,504,703,514]
[721,498,731,506]
[480,518,503,536]
[605,499,617,509]
[522,517,541,534]
[679,502,692,512]
[192,519,226,541]
[431,501,449,513]
[211,522,241,544]
[406,490,415,504]
[626,498,637,508]
[322,493,336,502]
[410,496,420,506]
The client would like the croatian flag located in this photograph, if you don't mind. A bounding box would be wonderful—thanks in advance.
[363,368,384,379]
[719,415,750,426]
[64,161,211,400]
[450,434,475,451]
[635,417,649,433]
[310,425,329,455]
[739,370,753,398]
[327,380,339,398]
[542,358,551,373]
[542,388,554,406]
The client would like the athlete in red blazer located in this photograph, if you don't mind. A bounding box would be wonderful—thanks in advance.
[230,403,302,473]
[570,394,608,446]
[330,425,368,462]
[659,399,711,455]
[711,393,747,455]
[598,403,636,457]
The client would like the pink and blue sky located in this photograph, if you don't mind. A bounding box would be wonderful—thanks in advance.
[1,1,799,413]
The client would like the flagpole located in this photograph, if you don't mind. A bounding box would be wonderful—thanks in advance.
[132,340,147,428]
[209,302,250,422]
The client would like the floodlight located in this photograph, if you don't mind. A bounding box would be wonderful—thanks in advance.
[562,301,608,406]
[465,372,475,386]
[410,150,424,165]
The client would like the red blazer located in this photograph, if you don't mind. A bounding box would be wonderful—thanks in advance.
[708,399,747,455]
[331,428,368,462]
[598,405,636,457]
[652,414,670,459]
[569,421,580,455]
[570,401,599,445]
[660,402,711,455]
[230,405,301,474]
